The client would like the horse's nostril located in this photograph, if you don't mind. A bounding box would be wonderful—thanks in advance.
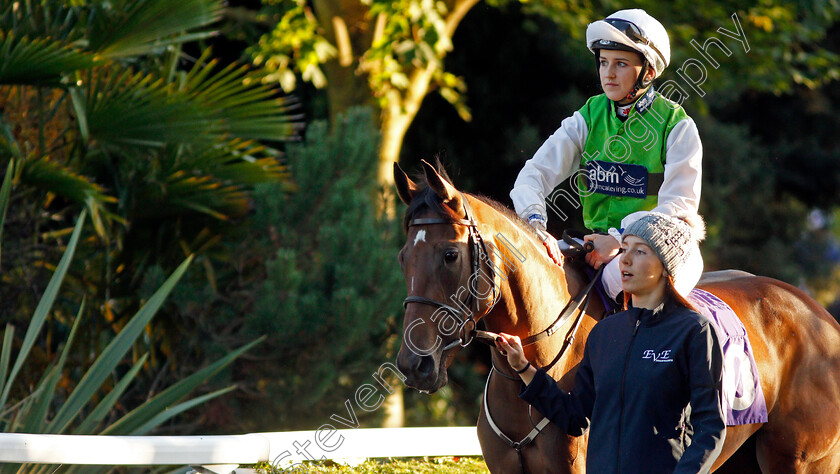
[417,355,434,377]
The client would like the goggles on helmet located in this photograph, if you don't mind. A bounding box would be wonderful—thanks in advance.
[602,18,666,68]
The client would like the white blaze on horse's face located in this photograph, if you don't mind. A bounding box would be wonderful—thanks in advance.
[413,229,427,246]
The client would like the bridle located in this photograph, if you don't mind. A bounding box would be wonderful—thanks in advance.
[402,194,606,473]
[403,195,603,356]
[402,193,500,350]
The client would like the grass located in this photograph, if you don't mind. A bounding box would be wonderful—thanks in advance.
[255,456,490,473]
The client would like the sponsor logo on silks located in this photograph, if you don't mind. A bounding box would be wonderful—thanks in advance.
[642,349,674,363]
[634,87,657,115]
[586,160,649,198]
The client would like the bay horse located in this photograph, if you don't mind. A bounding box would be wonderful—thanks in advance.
[394,160,840,473]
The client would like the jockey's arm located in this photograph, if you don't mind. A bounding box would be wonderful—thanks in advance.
[510,112,588,226]
[623,117,702,230]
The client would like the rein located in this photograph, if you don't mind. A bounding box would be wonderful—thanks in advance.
[477,263,603,351]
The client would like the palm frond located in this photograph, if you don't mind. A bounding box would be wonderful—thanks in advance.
[83,51,302,148]
[88,0,224,58]
[129,140,291,221]
[168,139,290,183]
[0,2,83,43]
[0,32,96,86]
[22,156,113,205]
[180,50,305,142]
[84,66,214,147]
[135,169,250,220]
[21,156,117,238]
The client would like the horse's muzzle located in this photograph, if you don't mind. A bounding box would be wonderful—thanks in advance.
[396,348,446,393]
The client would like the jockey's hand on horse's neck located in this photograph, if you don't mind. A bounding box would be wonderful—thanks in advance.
[584,233,621,268]
[531,223,563,266]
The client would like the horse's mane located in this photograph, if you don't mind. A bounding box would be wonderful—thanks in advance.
[401,160,538,241]
[474,194,541,240]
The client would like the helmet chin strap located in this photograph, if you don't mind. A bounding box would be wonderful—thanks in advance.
[624,58,653,102]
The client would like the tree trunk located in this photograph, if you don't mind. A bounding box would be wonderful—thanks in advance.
[302,0,480,425]
[312,0,378,122]
[311,0,480,193]
[378,65,436,194]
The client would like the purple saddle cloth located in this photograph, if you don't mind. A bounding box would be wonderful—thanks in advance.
[688,288,769,426]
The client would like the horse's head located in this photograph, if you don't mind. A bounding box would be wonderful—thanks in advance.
[394,160,498,392]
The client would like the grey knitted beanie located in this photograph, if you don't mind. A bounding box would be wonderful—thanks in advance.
[622,212,706,296]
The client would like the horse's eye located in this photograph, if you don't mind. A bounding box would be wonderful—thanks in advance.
[444,249,459,263]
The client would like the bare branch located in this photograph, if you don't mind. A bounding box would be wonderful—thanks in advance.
[445,0,481,39]
[332,16,354,66]
[372,12,387,47]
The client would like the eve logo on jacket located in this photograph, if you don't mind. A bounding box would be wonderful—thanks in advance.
[642,349,673,363]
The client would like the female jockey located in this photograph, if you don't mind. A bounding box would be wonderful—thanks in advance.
[510,9,702,302]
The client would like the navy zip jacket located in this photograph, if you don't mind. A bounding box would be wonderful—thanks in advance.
[520,299,726,473]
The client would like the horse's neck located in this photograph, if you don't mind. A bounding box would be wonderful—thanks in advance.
[477,206,586,346]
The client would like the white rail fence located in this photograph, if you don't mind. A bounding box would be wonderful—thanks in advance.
[0,427,482,473]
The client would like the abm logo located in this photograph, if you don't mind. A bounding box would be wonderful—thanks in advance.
[590,163,619,184]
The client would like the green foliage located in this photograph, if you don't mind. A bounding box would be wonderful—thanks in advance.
[0,166,259,472]
[0,0,299,263]
[512,0,840,96]
[0,32,96,85]
[252,0,470,118]
[651,1,840,97]
[0,0,302,407]
[360,0,468,116]
[253,0,840,122]
[254,0,336,90]
[199,107,404,430]
[86,0,225,58]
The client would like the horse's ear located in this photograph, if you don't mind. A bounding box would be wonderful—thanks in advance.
[421,159,464,216]
[394,162,420,205]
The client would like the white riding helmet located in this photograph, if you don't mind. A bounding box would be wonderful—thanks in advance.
[586,9,671,79]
